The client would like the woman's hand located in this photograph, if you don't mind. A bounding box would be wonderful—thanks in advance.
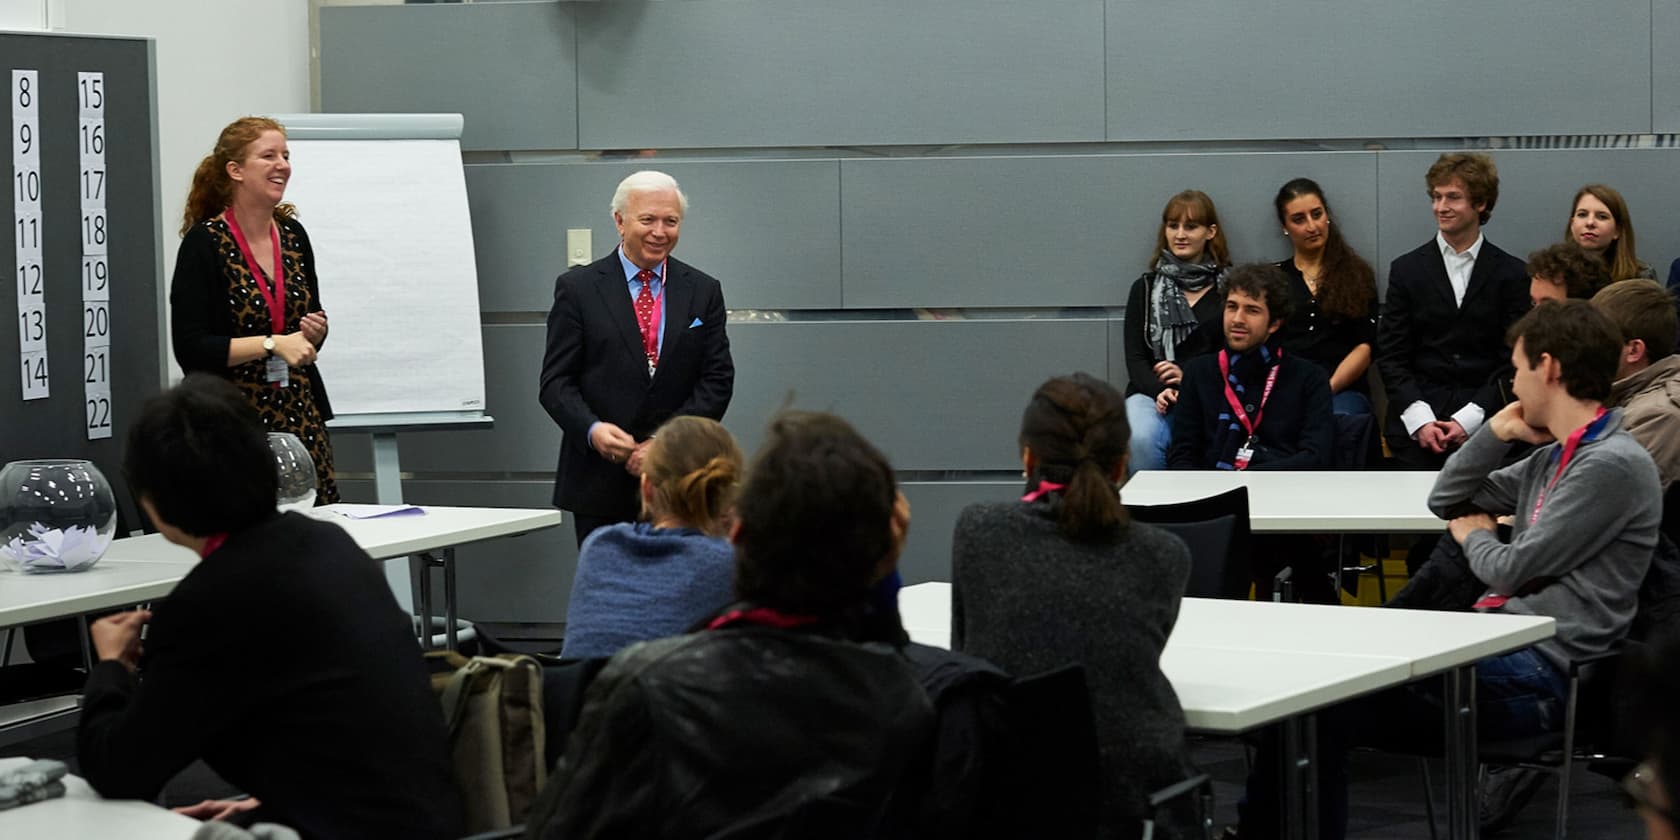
[1154,388,1178,416]
[273,332,317,367]
[1152,360,1183,387]
[300,311,328,348]
[90,610,150,671]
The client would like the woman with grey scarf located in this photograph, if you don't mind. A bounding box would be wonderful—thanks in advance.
[1121,190,1231,472]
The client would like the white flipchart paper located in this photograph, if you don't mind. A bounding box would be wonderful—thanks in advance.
[279,139,486,416]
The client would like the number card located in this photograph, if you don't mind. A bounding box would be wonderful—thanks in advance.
[79,71,111,437]
[21,351,49,401]
[13,69,47,401]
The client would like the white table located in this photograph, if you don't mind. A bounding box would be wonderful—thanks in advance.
[900,581,1555,840]
[0,757,198,838]
[1122,470,1445,533]
[0,505,563,745]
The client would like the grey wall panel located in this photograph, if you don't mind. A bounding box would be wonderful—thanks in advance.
[320,3,578,152]
[573,0,1105,149]
[1375,150,1680,298]
[898,482,1019,584]
[389,319,1108,473]
[466,160,841,312]
[1106,1,1651,141]
[726,320,1109,470]
[1657,0,1680,133]
[841,153,1378,308]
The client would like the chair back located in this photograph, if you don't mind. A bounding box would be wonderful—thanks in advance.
[1130,487,1253,599]
[1004,664,1100,836]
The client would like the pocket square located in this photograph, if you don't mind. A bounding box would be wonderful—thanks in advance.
[689,317,703,328]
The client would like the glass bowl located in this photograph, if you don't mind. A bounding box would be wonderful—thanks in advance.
[0,459,118,574]
[268,432,317,513]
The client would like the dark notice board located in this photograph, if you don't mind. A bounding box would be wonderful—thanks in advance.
[2,32,160,532]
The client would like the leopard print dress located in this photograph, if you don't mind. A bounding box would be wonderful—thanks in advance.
[197,216,339,503]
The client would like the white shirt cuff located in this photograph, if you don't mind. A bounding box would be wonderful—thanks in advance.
[1450,404,1486,437]
[1400,401,1436,437]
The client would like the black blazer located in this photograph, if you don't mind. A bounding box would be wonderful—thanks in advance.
[539,253,734,517]
[1375,238,1529,440]
[1167,349,1334,470]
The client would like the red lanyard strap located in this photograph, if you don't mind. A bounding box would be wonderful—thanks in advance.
[224,211,286,335]
[1218,348,1283,438]
[1528,407,1609,526]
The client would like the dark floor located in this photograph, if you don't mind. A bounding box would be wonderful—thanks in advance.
[7,727,1644,837]
[1191,737,1643,838]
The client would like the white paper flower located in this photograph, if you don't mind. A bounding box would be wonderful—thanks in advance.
[0,522,112,573]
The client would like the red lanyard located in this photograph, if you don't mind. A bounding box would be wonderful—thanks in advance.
[1218,348,1283,439]
[1528,407,1608,526]
[224,211,286,334]
[200,532,229,559]
[707,606,819,631]
[1021,480,1066,503]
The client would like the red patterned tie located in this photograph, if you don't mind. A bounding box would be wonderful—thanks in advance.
[634,269,659,373]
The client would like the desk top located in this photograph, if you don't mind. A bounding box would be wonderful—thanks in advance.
[0,757,198,837]
[898,581,1557,731]
[1122,470,1444,533]
[0,505,564,628]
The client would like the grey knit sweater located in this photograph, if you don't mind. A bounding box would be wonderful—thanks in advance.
[1428,409,1660,672]
[951,499,1194,839]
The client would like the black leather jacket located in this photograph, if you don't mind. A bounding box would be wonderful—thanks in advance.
[524,621,934,840]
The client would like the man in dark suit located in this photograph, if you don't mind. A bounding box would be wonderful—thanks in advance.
[540,171,734,546]
[1376,152,1530,469]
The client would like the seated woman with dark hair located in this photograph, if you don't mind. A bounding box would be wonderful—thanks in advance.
[77,375,461,838]
[560,415,743,659]
[525,411,932,839]
[951,373,1196,839]
[1272,178,1379,416]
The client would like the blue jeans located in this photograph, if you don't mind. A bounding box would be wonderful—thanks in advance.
[1330,389,1372,417]
[1239,646,1568,840]
[1125,393,1173,473]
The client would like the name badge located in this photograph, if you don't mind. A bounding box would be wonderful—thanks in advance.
[1233,436,1255,471]
[265,356,289,388]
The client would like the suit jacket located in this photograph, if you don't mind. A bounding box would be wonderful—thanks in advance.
[1375,238,1529,442]
[539,252,734,517]
[1167,347,1334,470]
[77,514,462,839]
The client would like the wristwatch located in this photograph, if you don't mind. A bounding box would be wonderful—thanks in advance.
[263,336,276,358]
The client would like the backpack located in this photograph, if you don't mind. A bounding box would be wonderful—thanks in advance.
[426,651,547,833]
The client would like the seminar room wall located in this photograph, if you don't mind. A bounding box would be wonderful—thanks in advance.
[320,0,1680,623]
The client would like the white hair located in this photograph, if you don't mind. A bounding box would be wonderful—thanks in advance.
[610,170,688,217]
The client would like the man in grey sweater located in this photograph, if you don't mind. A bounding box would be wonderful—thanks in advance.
[1237,299,1660,840]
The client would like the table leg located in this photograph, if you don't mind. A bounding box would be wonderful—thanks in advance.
[1442,665,1479,840]
[1277,714,1319,840]
[443,547,458,651]
[77,616,92,671]
[413,552,434,651]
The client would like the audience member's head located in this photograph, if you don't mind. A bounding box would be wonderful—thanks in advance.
[1272,177,1376,320]
[1018,373,1130,541]
[1565,184,1645,282]
[1426,152,1500,227]
[639,416,743,536]
[1527,242,1613,306]
[1152,189,1230,268]
[1628,634,1680,840]
[1505,300,1622,411]
[1592,279,1678,379]
[1221,263,1293,352]
[732,411,900,616]
[124,374,277,540]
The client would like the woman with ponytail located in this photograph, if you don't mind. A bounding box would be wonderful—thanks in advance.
[559,415,743,658]
[951,373,1197,839]
[1272,178,1379,416]
[171,117,338,502]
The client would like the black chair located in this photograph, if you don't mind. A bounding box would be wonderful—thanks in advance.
[1130,487,1253,600]
[1006,664,1101,837]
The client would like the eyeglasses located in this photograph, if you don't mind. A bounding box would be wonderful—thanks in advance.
[1623,761,1679,827]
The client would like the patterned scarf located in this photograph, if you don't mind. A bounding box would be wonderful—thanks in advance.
[1146,251,1224,361]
